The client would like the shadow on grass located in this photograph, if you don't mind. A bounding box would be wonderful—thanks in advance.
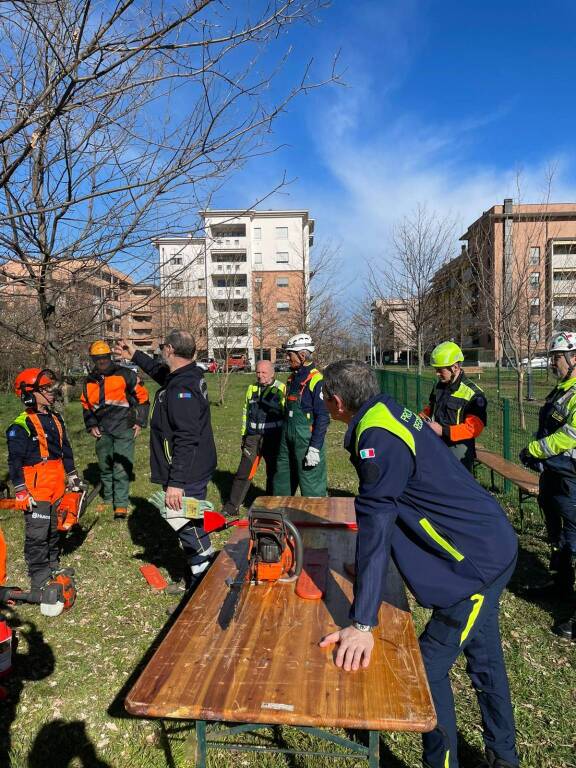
[0,612,55,767]
[127,497,187,583]
[210,468,236,506]
[28,719,112,768]
[507,542,574,627]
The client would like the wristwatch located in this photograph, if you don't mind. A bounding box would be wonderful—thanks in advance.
[352,621,373,633]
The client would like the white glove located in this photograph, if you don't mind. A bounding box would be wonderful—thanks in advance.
[67,472,82,491]
[148,491,214,531]
[304,446,321,468]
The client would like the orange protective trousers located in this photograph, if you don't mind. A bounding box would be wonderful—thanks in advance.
[23,459,66,503]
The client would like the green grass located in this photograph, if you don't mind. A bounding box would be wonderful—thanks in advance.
[0,376,574,767]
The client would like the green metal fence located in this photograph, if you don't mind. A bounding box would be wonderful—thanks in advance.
[375,369,543,509]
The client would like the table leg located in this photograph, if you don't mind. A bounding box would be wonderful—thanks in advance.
[368,730,380,768]
[195,720,207,768]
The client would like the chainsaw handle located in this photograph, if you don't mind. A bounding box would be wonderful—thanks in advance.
[279,517,304,582]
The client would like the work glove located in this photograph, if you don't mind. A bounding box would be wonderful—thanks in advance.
[15,488,36,511]
[67,472,82,491]
[148,491,214,531]
[304,446,321,468]
[518,448,543,473]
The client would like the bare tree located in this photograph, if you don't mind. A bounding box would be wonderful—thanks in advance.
[369,205,456,374]
[291,239,347,362]
[0,0,337,368]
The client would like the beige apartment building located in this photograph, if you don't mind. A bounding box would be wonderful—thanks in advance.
[0,259,161,359]
[156,209,314,364]
[430,199,576,364]
[372,298,415,363]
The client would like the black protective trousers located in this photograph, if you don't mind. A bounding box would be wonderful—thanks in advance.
[223,432,280,516]
[24,501,60,588]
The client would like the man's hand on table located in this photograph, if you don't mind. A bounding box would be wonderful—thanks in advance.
[319,625,374,671]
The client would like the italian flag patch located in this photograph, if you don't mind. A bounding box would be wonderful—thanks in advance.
[359,448,375,459]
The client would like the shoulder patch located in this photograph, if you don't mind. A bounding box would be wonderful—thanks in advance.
[7,429,17,438]
[359,447,376,459]
[177,392,192,399]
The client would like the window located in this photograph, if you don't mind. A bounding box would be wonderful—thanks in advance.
[254,252,262,265]
[530,298,540,316]
[276,252,289,264]
[529,246,540,265]
[172,280,183,291]
[276,277,289,287]
[277,301,289,312]
[198,279,205,289]
[276,227,288,239]
[529,272,540,289]
[172,256,182,265]
[217,264,223,271]
[254,227,261,240]
[198,256,204,265]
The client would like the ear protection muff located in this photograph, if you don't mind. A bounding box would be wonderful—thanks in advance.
[20,389,36,409]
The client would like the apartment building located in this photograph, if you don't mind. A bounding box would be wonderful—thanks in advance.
[429,199,576,364]
[0,259,161,357]
[372,298,415,363]
[156,209,314,363]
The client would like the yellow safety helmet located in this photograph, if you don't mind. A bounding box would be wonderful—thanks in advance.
[430,341,464,368]
[89,340,112,356]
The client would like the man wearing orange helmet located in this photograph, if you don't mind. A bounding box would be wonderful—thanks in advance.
[81,340,149,519]
[6,368,78,591]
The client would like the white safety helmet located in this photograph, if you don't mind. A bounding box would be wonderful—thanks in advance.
[284,333,315,353]
[549,332,576,354]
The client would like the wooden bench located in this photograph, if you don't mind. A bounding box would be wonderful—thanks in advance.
[463,365,484,380]
[474,447,540,529]
[125,497,435,767]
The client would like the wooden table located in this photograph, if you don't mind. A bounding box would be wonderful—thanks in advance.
[125,497,436,766]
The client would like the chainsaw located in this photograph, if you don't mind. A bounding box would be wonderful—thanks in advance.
[245,507,304,584]
[0,480,101,533]
[0,568,76,617]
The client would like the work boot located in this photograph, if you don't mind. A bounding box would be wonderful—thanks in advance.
[165,580,187,596]
[480,747,519,768]
[113,507,129,519]
[221,501,238,518]
[553,615,576,641]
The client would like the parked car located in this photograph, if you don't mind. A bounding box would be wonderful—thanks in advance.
[520,357,548,369]
[274,361,291,372]
[226,353,248,372]
[197,357,219,373]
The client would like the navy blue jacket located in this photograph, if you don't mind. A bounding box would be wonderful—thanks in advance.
[345,394,517,626]
[133,352,217,489]
[285,363,330,449]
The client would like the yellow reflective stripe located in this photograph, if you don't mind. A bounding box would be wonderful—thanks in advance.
[452,380,482,402]
[460,593,484,645]
[444,751,450,768]
[12,412,31,436]
[419,518,465,561]
[308,371,323,392]
[355,402,416,455]
[163,438,172,463]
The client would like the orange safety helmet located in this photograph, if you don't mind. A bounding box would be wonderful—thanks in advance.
[89,340,112,356]
[14,368,56,396]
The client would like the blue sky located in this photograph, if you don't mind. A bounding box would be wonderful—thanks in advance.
[211,0,576,295]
